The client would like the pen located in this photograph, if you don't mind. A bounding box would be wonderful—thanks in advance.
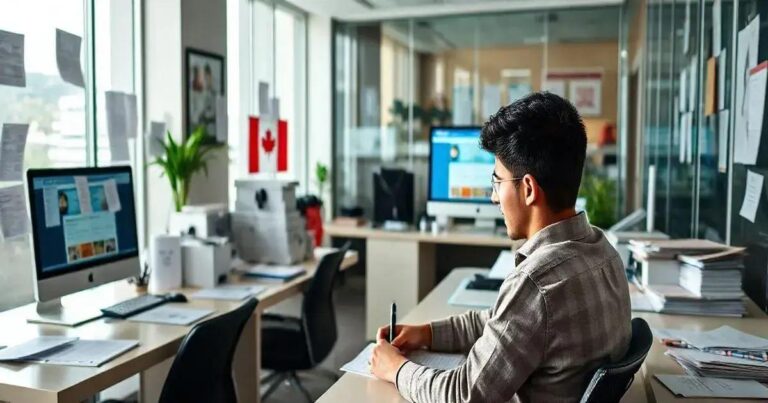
[389,302,397,343]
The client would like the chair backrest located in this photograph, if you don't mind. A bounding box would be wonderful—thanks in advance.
[159,298,258,403]
[301,244,349,366]
[580,317,653,403]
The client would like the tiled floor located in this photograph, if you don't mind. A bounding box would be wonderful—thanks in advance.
[262,271,368,402]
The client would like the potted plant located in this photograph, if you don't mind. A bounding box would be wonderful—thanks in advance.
[152,126,225,212]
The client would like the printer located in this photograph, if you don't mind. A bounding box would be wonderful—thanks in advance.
[231,179,312,265]
[169,203,230,238]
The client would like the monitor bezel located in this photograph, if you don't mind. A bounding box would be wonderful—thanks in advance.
[26,166,140,282]
[427,125,494,205]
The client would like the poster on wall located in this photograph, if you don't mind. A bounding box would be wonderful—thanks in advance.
[568,79,602,116]
[186,48,225,144]
[541,79,566,98]
[507,82,532,104]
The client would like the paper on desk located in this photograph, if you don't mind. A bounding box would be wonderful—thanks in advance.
[739,170,763,223]
[244,264,306,279]
[341,343,466,379]
[0,184,29,239]
[313,247,355,261]
[55,29,84,88]
[734,15,760,165]
[0,336,77,360]
[0,29,26,88]
[488,250,515,279]
[0,123,29,181]
[26,339,138,367]
[658,326,768,351]
[127,306,213,326]
[656,374,768,399]
[191,285,266,301]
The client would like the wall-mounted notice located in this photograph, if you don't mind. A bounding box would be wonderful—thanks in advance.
[739,170,764,223]
[734,15,760,165]
[0,123,29,182]
[0,29,25,88]
[55,29,84,88]
[718,109,729,173]
[0,184,29,239]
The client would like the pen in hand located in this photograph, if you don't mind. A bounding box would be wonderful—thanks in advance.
[389,302,397,343]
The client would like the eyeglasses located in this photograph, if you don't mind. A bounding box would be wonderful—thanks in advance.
[491,174,523,195]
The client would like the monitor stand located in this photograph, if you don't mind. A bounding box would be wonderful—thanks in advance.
[434,216,499,235]
[27,298,103,327]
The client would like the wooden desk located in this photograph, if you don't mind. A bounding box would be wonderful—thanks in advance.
[326,224,518,336]
[318,268,646,403]
[0,252,358,403]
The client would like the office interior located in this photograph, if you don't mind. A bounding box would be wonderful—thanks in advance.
[0,0,767,402]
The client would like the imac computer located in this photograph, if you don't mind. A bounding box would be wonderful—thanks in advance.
[427,126,500,230]
[26,166,140,326]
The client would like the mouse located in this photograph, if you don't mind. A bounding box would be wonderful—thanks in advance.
[165,292,188,303]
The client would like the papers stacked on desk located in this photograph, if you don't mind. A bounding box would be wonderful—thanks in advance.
[341,343,465,379]
[241,264,306,282]
[655,326,768,382]
[0,336,139,367]
[191,284,267,301]
[644,284,746,317]
[678,248,746,299]
[128,306,213,326]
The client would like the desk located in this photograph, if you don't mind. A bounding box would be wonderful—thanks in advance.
[326,224,517,336]
[319,268,644,403]
[0,252,358,403]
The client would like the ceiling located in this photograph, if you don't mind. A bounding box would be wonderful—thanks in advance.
[381,7,621,51]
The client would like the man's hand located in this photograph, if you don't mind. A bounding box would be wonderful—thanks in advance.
[376,324,433,353]
[370,338,407,383]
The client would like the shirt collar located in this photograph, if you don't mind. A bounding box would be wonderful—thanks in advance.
[515,212,592,264]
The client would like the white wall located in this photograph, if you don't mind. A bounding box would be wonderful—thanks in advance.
[306,13,334,217]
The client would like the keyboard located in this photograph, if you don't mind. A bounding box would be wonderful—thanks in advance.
[101,294,167,319]
[466,274,503,291]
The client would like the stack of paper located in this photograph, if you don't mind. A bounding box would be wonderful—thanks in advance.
[242,264,306,281]
[678,248,746,299]
[341,343,466,379]
[656,326,768,362]
[629,239,727,260]
[655,374,768,399]
[190,285,266,301]
[666,348,768,382]
[0,336,139,367]
[645,284,746,317]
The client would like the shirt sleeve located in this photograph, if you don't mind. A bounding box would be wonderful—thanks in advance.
[397,274,547,403]
[429,309,491,353]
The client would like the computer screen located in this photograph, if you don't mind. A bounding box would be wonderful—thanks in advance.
[27,167,139,280]
[429,127,495,203]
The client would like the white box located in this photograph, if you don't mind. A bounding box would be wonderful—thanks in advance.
[181,240,232,288]
[169,205,230,238]
[235,179,297,213]
[230,211,310,265]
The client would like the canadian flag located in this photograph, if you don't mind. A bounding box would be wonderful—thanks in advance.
[249,116,288,173]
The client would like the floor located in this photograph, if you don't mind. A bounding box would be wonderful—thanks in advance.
[261,271,369,403]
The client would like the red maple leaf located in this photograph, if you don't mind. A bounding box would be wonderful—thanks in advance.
[262,129,275,154]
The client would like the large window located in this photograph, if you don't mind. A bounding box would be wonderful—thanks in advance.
[228,0,307,203]
[0,0,138,311]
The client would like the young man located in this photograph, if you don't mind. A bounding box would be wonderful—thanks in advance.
[369,92,631,402]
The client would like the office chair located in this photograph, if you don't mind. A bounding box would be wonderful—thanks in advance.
[260,244,350,402]
[579,317,653,403]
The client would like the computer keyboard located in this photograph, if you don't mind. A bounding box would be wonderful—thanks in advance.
[466,274,503,291]
[101,294,167,319]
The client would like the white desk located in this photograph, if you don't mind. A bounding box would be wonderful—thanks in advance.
[318,268,646,403]
[326,224,519,337]
[0,252,358,403]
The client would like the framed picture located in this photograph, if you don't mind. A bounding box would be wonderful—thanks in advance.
[568,79,602,117]
[185,48,224,143]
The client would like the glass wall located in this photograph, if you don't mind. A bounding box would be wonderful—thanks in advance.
[0,0,138,311]
[333,6,623,227]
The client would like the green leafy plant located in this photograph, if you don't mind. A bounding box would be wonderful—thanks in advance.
[152,126,224,212]
[315,162,329,197]
[579,174,617,229]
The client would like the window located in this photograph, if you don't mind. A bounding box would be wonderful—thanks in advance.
[229,0,307,204]
[0,0,138,311]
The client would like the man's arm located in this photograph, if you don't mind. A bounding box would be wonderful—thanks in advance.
[396,274,547,403]
[429,309,491,353]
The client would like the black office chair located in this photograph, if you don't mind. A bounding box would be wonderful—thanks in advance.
[260,244,350,402]
[159,298,259,403]
[579,317,653,403]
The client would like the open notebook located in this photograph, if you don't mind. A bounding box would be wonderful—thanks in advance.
[341,343,465,379]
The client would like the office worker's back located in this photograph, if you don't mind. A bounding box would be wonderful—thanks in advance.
[396,213,632,402]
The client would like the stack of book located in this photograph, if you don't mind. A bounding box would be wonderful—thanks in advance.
[630,240,747,317]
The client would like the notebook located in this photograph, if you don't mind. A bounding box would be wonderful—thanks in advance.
[341,343,465,379]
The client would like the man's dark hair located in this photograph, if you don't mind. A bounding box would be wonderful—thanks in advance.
[480,91,586,212]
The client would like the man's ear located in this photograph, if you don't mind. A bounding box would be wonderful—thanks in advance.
[522,174,539,207]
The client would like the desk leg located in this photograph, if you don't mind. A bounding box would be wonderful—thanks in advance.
[140,357,173,403]
[366,239,436,337]
[233,313,260,403]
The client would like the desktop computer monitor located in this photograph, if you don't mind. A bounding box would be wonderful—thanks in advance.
[427,126,501,228]
[26,166,140,325]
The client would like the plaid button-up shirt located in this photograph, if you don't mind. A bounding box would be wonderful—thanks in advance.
[396,212,631,402]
